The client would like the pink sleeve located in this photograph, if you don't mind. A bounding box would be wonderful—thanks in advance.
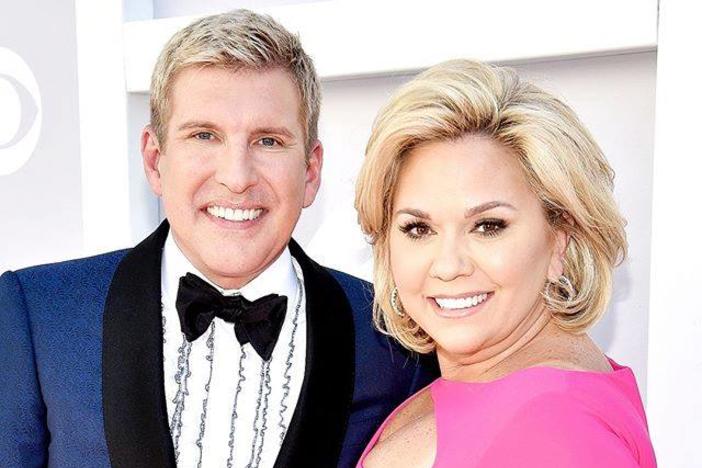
[475,393,641,467]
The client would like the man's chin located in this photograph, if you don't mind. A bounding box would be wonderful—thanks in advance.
[209,273,257,290]
[199,249,284,289]
[172,220,293,287]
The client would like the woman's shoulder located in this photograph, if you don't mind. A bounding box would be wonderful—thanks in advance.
[507,332,646,416]
[433,354,641,424]
[435,340,648,437]
[484,366,654,466]
[431,360,655,467]
[469,376,652,466]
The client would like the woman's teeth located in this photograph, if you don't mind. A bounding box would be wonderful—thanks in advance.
[435,293,488,310]
[207,206,263,222]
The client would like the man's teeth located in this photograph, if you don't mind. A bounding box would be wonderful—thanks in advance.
[435,293,488,310]
[207,206,263,222]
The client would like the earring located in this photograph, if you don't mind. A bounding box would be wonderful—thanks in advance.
[557,274,576,302]
[390,287,405,317]
[545,274,576,305]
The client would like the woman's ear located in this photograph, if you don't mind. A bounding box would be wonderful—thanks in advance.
[547,213,574,281]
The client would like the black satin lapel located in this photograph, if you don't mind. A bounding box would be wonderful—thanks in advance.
[275,240,356,468]
[103,220,176,468]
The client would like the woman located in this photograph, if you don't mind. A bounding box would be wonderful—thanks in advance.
[354,60,656,467]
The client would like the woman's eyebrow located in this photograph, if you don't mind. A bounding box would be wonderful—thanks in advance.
[395,208,431,219]
[464,201,516,218]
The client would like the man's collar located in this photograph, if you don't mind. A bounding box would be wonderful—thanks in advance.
[103,220,356,468]
[162,230,297,304]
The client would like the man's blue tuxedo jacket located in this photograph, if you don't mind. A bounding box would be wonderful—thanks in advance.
[0,222,436,468]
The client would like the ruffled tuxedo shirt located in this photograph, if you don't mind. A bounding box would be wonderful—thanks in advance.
[161,234,306,468]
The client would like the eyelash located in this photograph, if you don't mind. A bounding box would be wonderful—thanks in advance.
[399,221,433,240]
[398,218,508,240]
[474,218,507,237]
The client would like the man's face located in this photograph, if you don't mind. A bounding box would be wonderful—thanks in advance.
[142,66,322,288]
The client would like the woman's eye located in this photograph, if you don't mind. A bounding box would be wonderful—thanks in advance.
[474,219,507,237]
[399,222,433,240]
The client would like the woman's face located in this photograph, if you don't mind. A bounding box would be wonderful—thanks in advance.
[389,135,566,363]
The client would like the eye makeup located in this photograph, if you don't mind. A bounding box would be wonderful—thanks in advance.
[398,220,434,240]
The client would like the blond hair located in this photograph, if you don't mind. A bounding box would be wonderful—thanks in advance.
[355,59,627,353]
[150,9,320,152]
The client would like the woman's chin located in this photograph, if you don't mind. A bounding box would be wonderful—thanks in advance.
[432,332,486,360]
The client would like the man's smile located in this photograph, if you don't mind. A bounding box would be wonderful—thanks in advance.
[206,205,264,222]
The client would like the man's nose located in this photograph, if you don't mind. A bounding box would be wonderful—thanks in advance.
[428,237,475,281]
[214,144,259,194]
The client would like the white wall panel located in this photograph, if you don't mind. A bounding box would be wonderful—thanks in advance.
[75,0,133,255]
[647,1,702,466]
[0,0,84,271]
[123,0,657,92]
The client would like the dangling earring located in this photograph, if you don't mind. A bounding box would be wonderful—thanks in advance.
[544,274,576,305]
[390,287,405,317]
[556,274,576,302]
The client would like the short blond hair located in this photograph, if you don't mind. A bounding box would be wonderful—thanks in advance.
[355,59,627,353]
[150,9,320,151]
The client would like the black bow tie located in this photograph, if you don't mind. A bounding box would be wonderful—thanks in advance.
[175,273,288,361]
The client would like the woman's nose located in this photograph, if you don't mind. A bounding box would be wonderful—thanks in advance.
[428,238,475,281]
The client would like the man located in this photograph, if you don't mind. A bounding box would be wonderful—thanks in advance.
[0,9,435,468]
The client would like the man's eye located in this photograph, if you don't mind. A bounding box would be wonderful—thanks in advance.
[194,132,214,141]
[259,137,279,147]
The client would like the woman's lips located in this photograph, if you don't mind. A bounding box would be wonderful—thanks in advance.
[429,292,492,318]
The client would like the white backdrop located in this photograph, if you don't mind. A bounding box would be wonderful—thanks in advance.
[0,1,84,272]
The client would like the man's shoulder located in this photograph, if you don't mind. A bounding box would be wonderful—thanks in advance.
[325,267,372,292]
[10,248,131,287]
[324,267,374,306]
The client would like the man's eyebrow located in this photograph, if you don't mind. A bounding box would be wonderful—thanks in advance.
[394,208,431,219]
[176,120,219,131]
[254,127,296,139]
[464,201,516,218]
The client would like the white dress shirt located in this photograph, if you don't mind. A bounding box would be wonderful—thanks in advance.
[161,233,307,468]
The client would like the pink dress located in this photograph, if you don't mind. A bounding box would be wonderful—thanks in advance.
[357,359,656,467]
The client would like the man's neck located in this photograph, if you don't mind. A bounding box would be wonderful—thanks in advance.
[162,232,297,301]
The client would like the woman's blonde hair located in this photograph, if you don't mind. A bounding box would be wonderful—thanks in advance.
[355,59,627,353]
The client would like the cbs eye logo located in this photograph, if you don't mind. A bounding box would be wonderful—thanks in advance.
[0,47,42,176]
